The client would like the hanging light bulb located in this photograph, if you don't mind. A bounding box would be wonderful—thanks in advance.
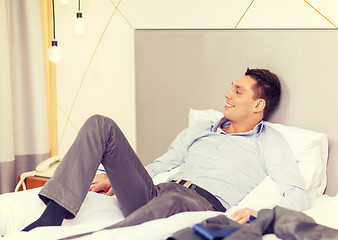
[74,0,85,34]
[47,0,61,62]
[74,12,85,34]
[47,40,62,62]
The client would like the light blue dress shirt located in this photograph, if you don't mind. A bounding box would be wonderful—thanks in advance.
[146,118,310,211]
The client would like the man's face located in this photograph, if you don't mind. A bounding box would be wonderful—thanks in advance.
[223,75,260,122]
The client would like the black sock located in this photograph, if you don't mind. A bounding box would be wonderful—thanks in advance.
[22,199,69,231]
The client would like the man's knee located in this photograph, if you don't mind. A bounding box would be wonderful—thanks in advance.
[83,115,116,130]
[85,114,106,125]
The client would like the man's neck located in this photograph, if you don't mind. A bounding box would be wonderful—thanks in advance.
[224,119,261,134]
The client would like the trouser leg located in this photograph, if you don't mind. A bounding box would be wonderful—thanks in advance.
[39,115,157,219]
[58,183,215,240]
[106,182,215,229]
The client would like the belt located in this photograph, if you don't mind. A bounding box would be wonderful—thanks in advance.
[172,179,226,212]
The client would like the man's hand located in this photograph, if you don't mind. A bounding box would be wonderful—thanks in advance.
[230,207,258,225]
[89,177,114,196]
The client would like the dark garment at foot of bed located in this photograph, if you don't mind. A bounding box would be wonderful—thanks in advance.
[168,206,338,240]
[167,215,242,240]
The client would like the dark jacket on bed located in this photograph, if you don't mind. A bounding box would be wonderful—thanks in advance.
[168,206,338,240]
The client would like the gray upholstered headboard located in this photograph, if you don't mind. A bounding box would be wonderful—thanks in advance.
[135,29,338,196]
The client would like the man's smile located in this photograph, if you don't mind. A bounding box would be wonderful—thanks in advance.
[225,102,234,109]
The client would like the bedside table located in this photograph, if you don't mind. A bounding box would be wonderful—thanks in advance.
[17,176,49,191]
[17,173,107,191]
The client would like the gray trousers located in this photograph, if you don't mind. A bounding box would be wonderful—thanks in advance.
[39,115,214,228]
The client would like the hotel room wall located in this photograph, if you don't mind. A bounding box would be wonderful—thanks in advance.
[55,1,337,195]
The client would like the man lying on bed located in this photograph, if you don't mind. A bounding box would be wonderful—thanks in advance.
[22,68,310,233]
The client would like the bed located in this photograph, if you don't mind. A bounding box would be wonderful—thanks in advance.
[1,109,337,240]
[2,29,338,239]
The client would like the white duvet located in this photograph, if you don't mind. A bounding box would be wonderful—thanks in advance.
[1,182,337,240]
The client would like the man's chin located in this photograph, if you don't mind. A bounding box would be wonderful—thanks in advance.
[223,111,232,119]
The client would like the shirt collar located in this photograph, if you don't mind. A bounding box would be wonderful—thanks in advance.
[211,117,264,135]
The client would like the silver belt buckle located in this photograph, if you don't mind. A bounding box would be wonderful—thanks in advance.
[183,180,193,188]
[176,179,192,188]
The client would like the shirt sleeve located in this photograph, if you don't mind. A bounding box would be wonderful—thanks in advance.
[145,120,213,178]
[145,126,191,178]
[262,127,311,211]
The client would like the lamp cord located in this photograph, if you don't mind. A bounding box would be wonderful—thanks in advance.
[52,0,55,40]
[78,0,81,12]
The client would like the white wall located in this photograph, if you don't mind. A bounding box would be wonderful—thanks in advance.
[55,0,337,157]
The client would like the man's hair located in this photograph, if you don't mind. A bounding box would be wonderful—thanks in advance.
[245,68,281,120]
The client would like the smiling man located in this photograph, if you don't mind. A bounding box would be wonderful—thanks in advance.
[223,76,266,134]
[22,68,310,234]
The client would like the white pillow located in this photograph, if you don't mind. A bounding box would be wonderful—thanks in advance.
[188,109,224,126]
[188,108,329,200]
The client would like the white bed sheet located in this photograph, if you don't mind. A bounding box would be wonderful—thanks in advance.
[1,186,337,240]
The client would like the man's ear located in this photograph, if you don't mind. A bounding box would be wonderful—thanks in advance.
[254,99,266,113]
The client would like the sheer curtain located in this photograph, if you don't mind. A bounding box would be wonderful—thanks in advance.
[0,0,50,193]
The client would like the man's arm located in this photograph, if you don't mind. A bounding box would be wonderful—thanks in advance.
[263,127,311,211]
[231,127,311,224]
[146,120,213,178]
[145,126,194,178]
